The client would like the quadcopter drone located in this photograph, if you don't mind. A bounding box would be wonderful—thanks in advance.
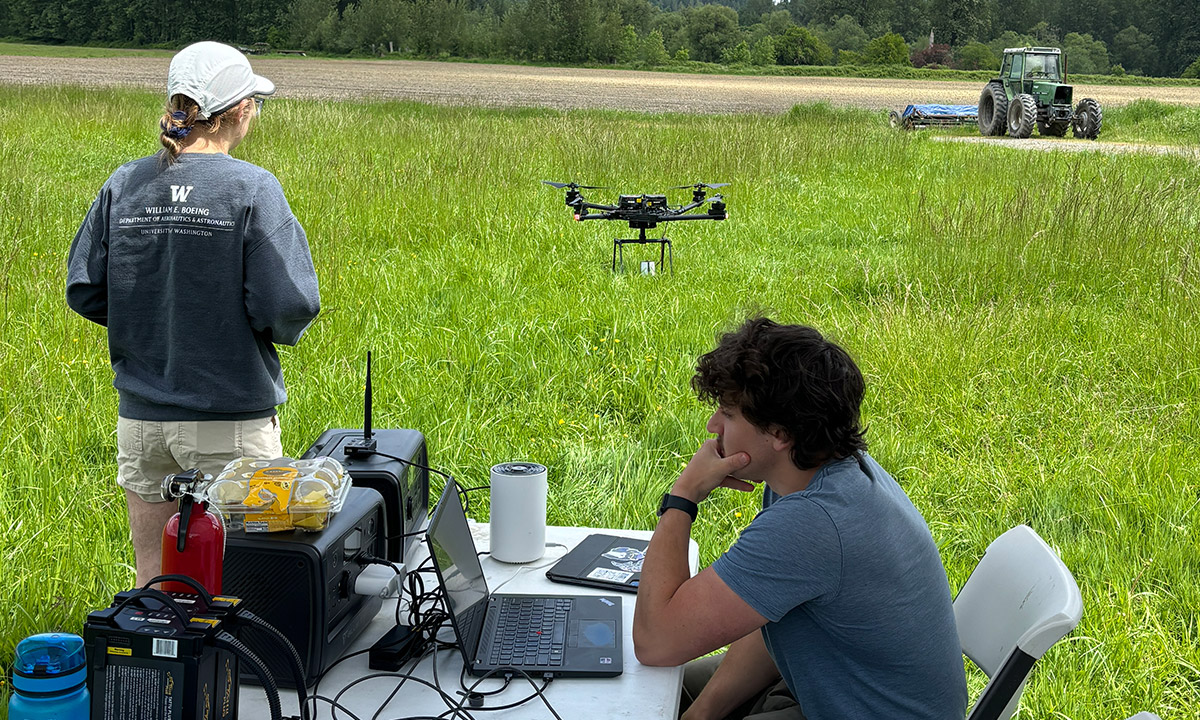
[543,181,728,273]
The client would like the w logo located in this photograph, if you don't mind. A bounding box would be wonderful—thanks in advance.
[170,185,194,202]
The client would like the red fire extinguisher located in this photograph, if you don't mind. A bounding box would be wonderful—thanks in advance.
[160,468,224,595]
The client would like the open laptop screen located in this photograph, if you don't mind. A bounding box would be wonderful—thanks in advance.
[427,482,490,661]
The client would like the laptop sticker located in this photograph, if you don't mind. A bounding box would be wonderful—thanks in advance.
[602,546,645,574]
[588,568,634,584]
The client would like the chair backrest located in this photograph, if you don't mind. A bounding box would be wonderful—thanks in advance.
[954,525,1083,720]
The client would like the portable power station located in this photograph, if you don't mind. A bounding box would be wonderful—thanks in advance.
[302,428,429,562]
[221,486,387,687]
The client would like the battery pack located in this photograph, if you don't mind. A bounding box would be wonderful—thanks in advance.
[84,590,240,720]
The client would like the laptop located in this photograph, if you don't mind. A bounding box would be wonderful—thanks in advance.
[546,534,648,594]
[425,482,624,678]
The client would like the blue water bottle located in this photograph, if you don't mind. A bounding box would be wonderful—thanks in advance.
[8,633,90,720]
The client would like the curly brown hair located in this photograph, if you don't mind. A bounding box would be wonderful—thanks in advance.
[692,318,868,470]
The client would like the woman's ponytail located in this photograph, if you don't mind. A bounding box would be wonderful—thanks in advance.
[159,96,200,163]
[159,95,230,163]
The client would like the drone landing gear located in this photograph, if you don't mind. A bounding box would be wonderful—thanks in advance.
[613,228,673,275]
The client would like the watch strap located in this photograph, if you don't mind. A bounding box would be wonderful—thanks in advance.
[658,492,698,522]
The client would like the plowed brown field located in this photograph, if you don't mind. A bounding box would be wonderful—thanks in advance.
[4,55,1200,113]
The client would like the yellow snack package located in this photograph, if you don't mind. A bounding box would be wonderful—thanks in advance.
[243,465,301,533]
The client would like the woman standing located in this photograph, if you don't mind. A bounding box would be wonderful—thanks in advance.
[67,42,320,587]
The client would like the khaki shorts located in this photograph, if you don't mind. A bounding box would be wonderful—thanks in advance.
[116,416,283,503]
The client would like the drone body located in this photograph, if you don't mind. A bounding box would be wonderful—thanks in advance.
[544,182,728,229]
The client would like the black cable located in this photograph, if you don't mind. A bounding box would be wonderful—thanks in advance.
[333,669,474,720]
[237,610,310,720]
[447,669,557,717]
[310,647,372,719]
[214,631,283,720]
[311,694,366,720]
[365,449,454,485]
[386,528,430,542]
[454,484,489,515]
[457,664,510,697]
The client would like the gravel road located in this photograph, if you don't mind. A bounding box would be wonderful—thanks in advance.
[4,55,1200,114]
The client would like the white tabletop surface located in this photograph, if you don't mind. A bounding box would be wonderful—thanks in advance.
[240,523,699,719]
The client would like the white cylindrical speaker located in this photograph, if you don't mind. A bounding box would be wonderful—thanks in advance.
[489,462,548,563]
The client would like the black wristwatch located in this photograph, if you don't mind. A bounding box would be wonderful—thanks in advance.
[657,493,699,522]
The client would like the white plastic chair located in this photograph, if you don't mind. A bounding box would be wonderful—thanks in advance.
[954,525,1083,720]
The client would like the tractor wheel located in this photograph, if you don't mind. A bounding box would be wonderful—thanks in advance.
[1072,98,1103,140]
[889,110,902,129]
[1007,93,1037,138]
[977,82,1008,136]
[1038,119,1070,137]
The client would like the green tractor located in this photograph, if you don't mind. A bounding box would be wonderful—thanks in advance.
[977,47,1102,140]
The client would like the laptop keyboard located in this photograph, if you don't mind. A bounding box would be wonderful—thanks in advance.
[489,597,573,668]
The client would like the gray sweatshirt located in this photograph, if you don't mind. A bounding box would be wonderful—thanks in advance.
[67,153,320,421]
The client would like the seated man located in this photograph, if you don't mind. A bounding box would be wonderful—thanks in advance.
[633,318,967,719]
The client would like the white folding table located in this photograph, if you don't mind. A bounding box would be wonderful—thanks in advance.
[240,524,699,719]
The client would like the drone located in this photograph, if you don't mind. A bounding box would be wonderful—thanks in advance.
[543,181,728,273]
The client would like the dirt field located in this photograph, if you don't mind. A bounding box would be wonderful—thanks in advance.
[4,55,1200,113]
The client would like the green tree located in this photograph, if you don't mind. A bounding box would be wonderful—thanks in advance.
[721,39,751,65]
[673,47,690,63]
[988,30,1034,60]
[956,41,998,70]
[863,32,909,65]
[287,0,339,50]
[928,0,987,47]
[617,24,640,63]
[761,10,794,37]
[1111,25,1155,75]
[641,29,670,66]
[739,0,775,27]
[1063,32,1110,75]
[751,35,776,65]
[816,14,867,57]
[682,4,741,63]
[339,0,409,54]
[775,25,832,65]
[1182,57,1200,78]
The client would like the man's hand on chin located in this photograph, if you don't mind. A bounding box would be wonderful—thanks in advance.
[672,439,753,504]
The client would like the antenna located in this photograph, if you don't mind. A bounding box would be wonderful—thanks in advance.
[343,351,378,456]
[364,350,373,442]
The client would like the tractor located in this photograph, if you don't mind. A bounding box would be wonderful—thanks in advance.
[977,47,1102,140]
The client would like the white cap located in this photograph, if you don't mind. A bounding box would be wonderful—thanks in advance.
[167,41,275,119]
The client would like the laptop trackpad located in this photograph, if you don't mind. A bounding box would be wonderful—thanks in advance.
[577,619,616,648]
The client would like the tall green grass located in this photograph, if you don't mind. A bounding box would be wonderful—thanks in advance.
[1,86,1198,718]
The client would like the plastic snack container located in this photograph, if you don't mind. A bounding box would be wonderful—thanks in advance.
[204,456,351,532]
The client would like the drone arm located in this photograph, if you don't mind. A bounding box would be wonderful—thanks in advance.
[660,213,726,221]
[578,201,620,212]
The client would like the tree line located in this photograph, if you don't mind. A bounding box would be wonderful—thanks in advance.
[3,0,1198,78]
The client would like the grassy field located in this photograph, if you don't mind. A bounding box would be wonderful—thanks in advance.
[1,85,1199,718]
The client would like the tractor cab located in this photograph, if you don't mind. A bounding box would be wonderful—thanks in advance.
[1001,47,1072,109]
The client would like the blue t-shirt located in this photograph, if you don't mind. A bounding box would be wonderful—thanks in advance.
[712,453,967,720]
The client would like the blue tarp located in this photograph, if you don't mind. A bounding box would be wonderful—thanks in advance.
[902,104,978,119]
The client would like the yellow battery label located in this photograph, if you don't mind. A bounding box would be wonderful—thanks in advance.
[107,647,133,656]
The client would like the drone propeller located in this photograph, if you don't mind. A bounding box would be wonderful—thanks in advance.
[542,181,607,190]
[671,182,729,190]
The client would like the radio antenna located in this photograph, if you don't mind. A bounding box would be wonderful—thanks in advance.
[364,350,373,442]
[344,351,378,456]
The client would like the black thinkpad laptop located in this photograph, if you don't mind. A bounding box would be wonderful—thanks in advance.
[546,534,648,594]
[426,482,624,678]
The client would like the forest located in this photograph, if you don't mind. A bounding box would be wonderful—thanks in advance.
[3,0,1198,78]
